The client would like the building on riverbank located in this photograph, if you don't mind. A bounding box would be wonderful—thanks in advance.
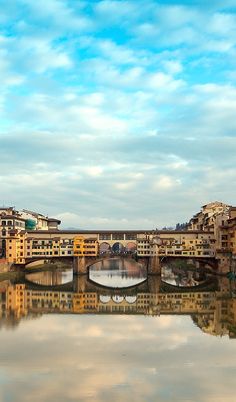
[1,202,236,272]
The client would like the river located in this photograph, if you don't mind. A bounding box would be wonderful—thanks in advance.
[0,259,236,402]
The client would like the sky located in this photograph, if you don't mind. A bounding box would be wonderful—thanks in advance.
[1,0,236,229]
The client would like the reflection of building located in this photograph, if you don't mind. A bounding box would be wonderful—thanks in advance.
[192,298,235,338]
[73,292,98,312]
[6,284,28,319]
[1,277,236,338]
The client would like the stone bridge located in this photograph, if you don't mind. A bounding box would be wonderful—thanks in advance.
[73,255,160,275]
[21,254,219,278]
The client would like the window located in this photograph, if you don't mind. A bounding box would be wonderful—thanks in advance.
[99,233,111,240]
[125,233,137,240]
[112,234,124,240]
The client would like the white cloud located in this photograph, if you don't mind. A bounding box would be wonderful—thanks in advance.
[154,176,181,191]
[163,60,183,75]
[114,182,136,191]
[96,39,140,65]
[22,0,92,31]
[208,12,236,35]
[84,166,103,177]
[19,37,72,73]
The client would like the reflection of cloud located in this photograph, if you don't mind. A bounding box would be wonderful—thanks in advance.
[1,314,236,401]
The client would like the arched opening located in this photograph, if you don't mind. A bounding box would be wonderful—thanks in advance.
[99,242,111,255]
[112,242,124,254]
[125,242,137,254]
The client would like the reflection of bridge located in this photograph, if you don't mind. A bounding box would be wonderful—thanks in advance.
[16,273,219,296]
[4,272,236,338]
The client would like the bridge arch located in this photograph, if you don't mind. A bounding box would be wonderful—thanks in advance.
[99,242,111,254]
[112,242,125,253]
[125,242,136,253]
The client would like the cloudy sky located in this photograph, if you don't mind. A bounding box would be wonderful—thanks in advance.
[1,0,236,229]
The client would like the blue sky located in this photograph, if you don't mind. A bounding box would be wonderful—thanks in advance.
[1,0,236,228]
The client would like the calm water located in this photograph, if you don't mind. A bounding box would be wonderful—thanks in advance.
[1,259,236,402]
[89,258,147,288]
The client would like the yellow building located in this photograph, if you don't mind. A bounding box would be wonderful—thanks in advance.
[137,231,215,258]
[73,236,99,257]
[5,231,27,264]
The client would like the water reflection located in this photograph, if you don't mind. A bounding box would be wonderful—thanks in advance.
[161,264,207,287]
[0,261,236,338]
[26,268,73,285]
[89,258,147,288]
[1,261,236,401]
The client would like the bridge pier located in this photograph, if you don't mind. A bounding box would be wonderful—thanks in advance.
[73,256,87,274]
[148,256,161,275]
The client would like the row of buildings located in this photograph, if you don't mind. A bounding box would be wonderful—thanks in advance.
[0,202,236,268]
[0,207,61,265]
[1,229,216,265]
[0,206,61,235]
[188,201,236,254]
